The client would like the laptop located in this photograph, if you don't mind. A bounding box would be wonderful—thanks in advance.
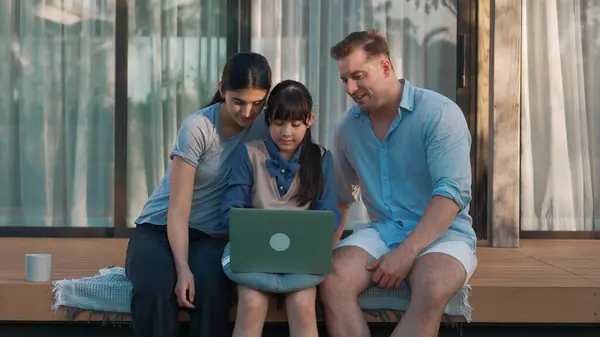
[229,208,335,275]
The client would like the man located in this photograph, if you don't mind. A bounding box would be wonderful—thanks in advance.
[322,30,478,337]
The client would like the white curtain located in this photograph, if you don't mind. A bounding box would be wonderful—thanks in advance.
[0,0,228,228]
[250,0,458,228]
[0,0,115,227]
[126,0,228,226]
[0,0,458,229]
[521,0,600,231]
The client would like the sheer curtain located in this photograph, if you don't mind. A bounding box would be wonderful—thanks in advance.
[0,0,115,227]
[521,0,600,231]
[126,0,228,226]
[250,0,458,228]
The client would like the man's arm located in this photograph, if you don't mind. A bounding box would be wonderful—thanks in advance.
[333,202,351,245]
[402,196,461,254]
[402,102,473,254]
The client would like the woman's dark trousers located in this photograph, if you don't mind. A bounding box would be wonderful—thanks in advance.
[125,224,233,337]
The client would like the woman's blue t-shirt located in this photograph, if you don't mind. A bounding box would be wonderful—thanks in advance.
[135,103,268,235]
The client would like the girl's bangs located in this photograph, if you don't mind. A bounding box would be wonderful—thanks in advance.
[268,91,311,123]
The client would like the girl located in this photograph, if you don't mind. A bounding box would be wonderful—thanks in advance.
[221,80,342,337]
[124,52,272,337]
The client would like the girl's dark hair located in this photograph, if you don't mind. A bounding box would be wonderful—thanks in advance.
[204,52,272,107]
[265,80,323,206]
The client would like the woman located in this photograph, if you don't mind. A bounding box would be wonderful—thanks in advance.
[125,52,272,337]
[221,80,341,337]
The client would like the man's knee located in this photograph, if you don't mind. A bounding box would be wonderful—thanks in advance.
[319,273,345,300]
[409,253,467,311]
[412,278,452,311]
[320,246,373,301]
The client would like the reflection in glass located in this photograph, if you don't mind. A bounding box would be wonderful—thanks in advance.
[0,0,115,227]
[126,0,228,226]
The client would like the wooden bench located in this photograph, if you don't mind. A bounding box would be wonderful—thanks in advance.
[1,238,599,324]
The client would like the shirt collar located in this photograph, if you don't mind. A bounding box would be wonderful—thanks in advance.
[351,78,415,118]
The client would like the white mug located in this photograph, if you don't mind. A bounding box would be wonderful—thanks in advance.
[25,253,52,282]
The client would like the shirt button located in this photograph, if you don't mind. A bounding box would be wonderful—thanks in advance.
[280,169,285,173]
[383,175,388,180]
[279,186,284,190]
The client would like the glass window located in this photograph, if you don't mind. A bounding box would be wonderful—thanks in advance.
[126,0,229,226]
[250,0,459,229]
[0,0,116,228]
[521,0,600,232]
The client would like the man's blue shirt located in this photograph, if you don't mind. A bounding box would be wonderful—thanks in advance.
[333,79,477,250]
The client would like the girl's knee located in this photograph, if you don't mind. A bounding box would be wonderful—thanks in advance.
[237,285,269,312]
[285,288,317,315]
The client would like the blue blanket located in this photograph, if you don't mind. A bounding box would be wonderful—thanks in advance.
[51,266,472,324]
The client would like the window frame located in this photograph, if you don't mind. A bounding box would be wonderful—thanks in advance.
[520,231,600,239]
[456,0,487,241]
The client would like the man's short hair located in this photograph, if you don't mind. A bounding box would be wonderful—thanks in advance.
[330,30,391,60]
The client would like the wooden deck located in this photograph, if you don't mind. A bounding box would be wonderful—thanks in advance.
[0,238,598,324]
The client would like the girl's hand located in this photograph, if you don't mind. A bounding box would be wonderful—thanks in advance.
[175,267,196,308]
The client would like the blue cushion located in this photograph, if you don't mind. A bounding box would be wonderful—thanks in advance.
[221,243,325,293]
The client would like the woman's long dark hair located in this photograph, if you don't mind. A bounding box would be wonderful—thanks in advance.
[204,52,272,107]
[265,80,323,206]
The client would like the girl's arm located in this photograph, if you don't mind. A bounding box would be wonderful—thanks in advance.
[221,146,254,230]
[312,150,343,239]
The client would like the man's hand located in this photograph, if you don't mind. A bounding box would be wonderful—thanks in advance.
[366,245,417,289]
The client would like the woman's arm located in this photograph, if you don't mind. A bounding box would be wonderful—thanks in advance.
[312,150,343,243]
[166,116,207,274]
[221,145,254,230]
[167,157,197,273]
[166,116,208,308]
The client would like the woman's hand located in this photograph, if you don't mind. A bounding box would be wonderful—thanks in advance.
[175,266,196,308]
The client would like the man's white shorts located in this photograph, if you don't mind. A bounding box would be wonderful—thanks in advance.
[336,227,478,285]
